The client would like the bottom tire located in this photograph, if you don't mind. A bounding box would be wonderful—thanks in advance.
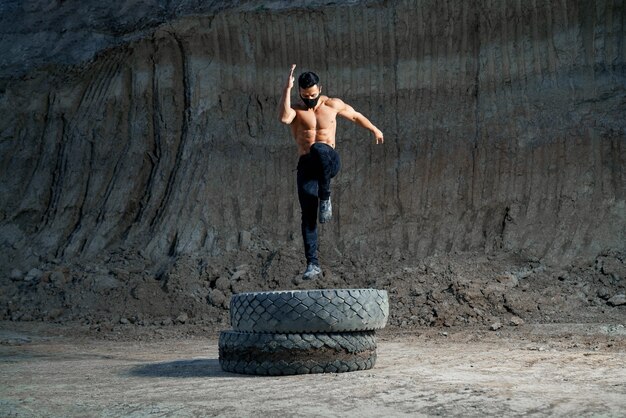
[219,330,377,375]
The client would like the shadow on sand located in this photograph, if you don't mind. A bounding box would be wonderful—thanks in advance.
[127,358,246,378]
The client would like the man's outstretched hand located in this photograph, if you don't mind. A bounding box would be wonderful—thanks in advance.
[286,64,296,89]
[374,128,384,144]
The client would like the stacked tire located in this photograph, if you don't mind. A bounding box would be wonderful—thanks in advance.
[219,288,389,376]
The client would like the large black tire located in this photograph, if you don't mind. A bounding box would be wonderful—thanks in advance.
[230,289,389,333]
[219,330,377,375]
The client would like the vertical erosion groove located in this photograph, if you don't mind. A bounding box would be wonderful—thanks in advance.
[39,115,67,230]
[390,6,404,219]
[131,38,162,230]
[471,4,481,209]
[96,55,134,227]
[149,33,190,231]
[61,51,125,256]
[20,92,51,203]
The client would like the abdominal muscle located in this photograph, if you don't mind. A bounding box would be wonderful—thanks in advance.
[292,104,338,156]
[295,129,336,155]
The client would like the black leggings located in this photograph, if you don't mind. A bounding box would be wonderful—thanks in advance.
[296,143,341,265]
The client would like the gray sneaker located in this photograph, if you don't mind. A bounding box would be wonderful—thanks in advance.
[319,198,332,223]
[302,263,322,280]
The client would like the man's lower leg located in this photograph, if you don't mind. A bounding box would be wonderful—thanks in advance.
[319,198,332,223]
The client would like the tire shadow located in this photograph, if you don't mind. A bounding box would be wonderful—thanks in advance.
[127,359,250,378]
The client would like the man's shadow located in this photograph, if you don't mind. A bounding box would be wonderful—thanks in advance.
[127,359,247,378]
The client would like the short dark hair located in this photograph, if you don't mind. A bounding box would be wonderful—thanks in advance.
[298,71,320,89]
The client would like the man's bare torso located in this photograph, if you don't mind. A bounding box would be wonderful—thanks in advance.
[290,96,340,156]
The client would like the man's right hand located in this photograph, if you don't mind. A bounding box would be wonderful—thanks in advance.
[286,64,296,89]
[279,64,297,124]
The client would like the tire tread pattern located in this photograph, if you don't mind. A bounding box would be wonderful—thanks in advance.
[230,289,389,333]
[219,330,377,375]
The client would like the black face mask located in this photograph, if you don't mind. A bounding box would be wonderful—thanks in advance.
[300,95,320,109]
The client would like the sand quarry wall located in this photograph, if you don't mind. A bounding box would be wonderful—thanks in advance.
[0,0,624,275]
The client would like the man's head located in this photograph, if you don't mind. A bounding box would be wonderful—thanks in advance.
[298,71,319,89]
[298,71,321,109]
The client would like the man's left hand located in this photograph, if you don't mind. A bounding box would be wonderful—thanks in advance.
[374,128,384,144]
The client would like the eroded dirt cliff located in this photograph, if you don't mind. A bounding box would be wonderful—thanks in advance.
[0,0,624,325]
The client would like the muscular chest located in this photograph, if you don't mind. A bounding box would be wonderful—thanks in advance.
[296,106,337,130]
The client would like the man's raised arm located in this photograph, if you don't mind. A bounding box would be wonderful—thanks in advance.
[279,64,297,124]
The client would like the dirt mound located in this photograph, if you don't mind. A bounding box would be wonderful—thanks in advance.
[3,234,624,331]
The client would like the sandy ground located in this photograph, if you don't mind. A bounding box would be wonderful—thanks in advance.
[1,322,625,417]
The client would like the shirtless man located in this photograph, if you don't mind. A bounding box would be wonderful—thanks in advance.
[279,64,384,279]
